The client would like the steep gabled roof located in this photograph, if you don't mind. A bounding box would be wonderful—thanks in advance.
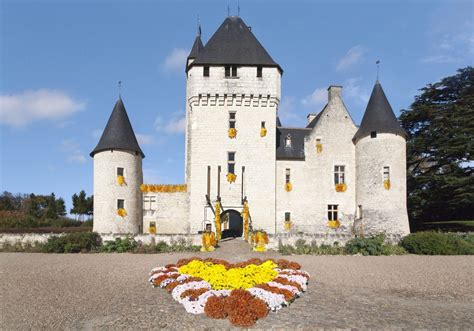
[353,81,406,143]
[276,128,311,160]
[90,97,144,158]
[191,16,281,71]
[188,35,204,59]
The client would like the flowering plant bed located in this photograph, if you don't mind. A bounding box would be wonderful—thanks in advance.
[148,258,310,327]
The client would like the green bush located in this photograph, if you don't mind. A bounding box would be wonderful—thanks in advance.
[345,234,387,256]
[101,236,138,253]
[400,232,474,255]
[42,232,102,253]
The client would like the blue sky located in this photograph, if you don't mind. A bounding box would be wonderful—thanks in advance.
[1,0,473,212]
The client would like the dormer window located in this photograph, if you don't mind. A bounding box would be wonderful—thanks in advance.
[203,66,210,77]
[285,134,292,147]
[257,66,262,78]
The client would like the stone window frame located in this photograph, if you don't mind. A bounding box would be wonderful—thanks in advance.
[383,166,390,181]
[225,65,238,78]
[229,111,236,129]
[143,195,156,211]
[117,199,125,210]
[116,166,125,177]
[227,151,236,174]
[327,204,338,221]
[257,66,263,78]
[334,165,345,184]
[203,66,210,77]
[285,212,291,222]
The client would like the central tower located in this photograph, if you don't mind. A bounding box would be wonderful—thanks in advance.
[185,16,282,233]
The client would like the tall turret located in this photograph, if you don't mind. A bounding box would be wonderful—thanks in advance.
[90,97,144,234]
[354,81,410,237]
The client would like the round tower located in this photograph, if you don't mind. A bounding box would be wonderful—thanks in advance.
[90,97,144,234]
[354,81,410,237]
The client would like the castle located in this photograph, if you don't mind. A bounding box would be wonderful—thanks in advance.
[90,16,410,240]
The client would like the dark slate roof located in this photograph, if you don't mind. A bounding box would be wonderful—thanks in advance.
[191,16,281,71]
[188,35,204,59]
[353,81,407,143]
[305,107,326,129]
[276,116,282,127]
[90,97,145,158]
[276,128,311,160]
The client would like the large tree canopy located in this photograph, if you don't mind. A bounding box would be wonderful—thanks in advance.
[400,67,474,229]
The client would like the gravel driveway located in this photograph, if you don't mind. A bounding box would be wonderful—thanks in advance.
[1,240,473,329]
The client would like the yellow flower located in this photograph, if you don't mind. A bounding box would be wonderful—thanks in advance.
[335,183,347,192]
[140,184,147,192]
[284,221,292,230]
[117,175,125,186]
[139,184,187,193]
[327,220,341,229]
[202,232,217,251]
[316,143,323,154]
[260,127,267,137]
[384,179,391,190]
[214,201,222,241]
[241,202,250,241]
[228,128,237,139]
[285,182,293,192]
[117,208,127,217]
[226,173,237,183]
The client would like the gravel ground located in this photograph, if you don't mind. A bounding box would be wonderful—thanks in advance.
[1,240,473,330]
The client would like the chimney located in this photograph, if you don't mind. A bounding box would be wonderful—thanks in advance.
[307,113,317,124]
[328,85,342,102]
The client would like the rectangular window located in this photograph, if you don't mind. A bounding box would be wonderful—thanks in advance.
[261,121,266,129]
[117,199,124,209]
[257,66,262,77]
[117,167,124,177]
[383,166,390,181]
[231,65,237,77]
[228,152,236,174]
[328,204,338,221]
[371,131,377,138]
[285,212,291,222]
[285,168,291,184]
[229,112,236,129]
[225,65,231,77]
[143,196,156,210]
[334,165,345,184]
[203,66,210,77]
[357,205,363,219]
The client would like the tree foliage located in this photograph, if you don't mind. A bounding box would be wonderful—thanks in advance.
[70,190,93,221]
[399,67,474,228]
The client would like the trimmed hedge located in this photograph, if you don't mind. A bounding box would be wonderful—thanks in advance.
[400,232,474,255]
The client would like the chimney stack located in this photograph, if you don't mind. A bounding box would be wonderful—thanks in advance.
[328,85,342,102]
[307,113,317,124]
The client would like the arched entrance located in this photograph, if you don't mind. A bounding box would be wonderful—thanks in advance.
[221,209,243,239]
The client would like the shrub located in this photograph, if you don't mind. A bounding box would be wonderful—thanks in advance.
[345,234,386,256]
[400,232,474,255]
[101,236,138,253]
[42,232,102,253]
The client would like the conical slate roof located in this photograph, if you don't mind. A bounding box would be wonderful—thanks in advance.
[188,35,204,59]
[192,16,281,71]
[90,97,144,158]
[353,81,406,143]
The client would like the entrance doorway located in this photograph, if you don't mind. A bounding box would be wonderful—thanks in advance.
[221,209,243,239]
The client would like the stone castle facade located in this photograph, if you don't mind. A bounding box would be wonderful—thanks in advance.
[90,16,410,240]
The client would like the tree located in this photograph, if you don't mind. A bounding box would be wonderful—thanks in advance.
[56,198,66,217]
[399,67,474,229]
[71,191,93,221]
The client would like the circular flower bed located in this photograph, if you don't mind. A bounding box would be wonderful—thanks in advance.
[148,258,310,327]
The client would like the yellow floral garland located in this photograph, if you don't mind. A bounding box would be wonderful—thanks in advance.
[140,184,187,193]
[384,179,391,190]
[117,175,125,186]
[117,208,127,217]
[327,220,341,229]
[260,127,267,137]
[201,232,217,252]
[253,230,269,252]
[284,221,292,231]
[228,128,237,139]
[335,183,347,192]
[316,143,323,154]
[214,201,222,241]
[241,202,250,241]
[285,182,293,192]
[226,173,237,183]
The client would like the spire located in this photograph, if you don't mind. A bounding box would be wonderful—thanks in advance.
[90,97,144,158]
[353,81,406,143]
[188,20,203,59]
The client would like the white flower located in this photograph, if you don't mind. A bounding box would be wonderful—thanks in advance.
[247,287,287,311]
[278,274,308,291]
[180,289,230,314]
[267,281,300,296]
[171,281,211,302]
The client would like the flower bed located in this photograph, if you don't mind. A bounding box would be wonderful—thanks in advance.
[148,258,310,327]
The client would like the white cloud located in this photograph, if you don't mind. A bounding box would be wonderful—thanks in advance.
[0,89,85,127]
[336,45,367,72]
[61,139,87,164]
[154,111,186,134]
[420,54,458,64]
[163,48,188,71]
[278,97,307,127]
[136,133,155,145]
[301,88,327,108]
[344,78,370,104]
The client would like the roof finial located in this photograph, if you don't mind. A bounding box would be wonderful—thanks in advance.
[118,80,122,97]
[197,14,201,36]
[227,4,230,17]
[376,60,380,82]
[238,2,240,16]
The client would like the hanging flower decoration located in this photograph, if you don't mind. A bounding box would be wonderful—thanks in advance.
[226,173,237,184]
[285,182,293,192]
[214,201,222,241]
[117,175,126,186]
[201,232,217,252]
[335,183,347,192]
[117,208,127,217]
[316,143,323,154]
[384,179,391,190]
[140,184,187,193]
[252,230,269,252]
[260,127,267,137]
[228,128,237,139]
[148,258,310,327]
[284,221,292,231]
[241,202,250,241]
[327,220,341,229]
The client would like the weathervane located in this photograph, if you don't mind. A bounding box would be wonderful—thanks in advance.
[118,81,122,97]
[376,60,380,81]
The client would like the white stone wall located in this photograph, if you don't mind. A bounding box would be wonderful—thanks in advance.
[355,134,410,236]
[142,192,190,234]
[185,65,280,233]
[0,233,56,248]
[276,88,358,235]
[93,150,143,234]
